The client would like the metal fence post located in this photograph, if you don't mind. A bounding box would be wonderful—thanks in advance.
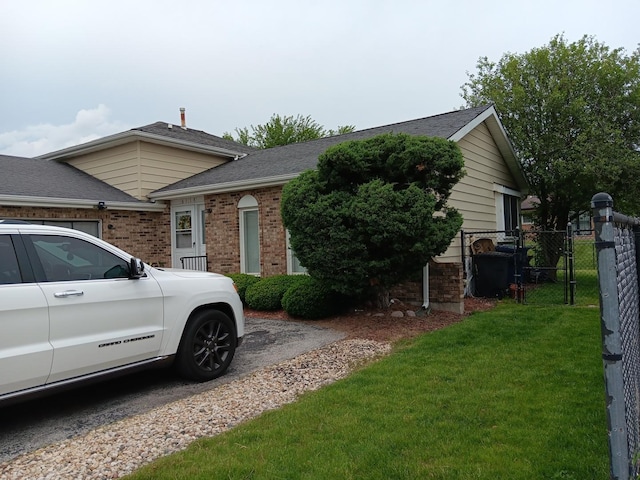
[567,222,576,305]
[592,192,630,480]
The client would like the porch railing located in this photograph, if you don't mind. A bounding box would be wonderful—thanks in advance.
[180,255,208,272]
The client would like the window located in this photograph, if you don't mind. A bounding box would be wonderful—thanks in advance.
[0,235,21,284]
[175,211,193,249]
[31,235,129,282]
[238,196,260,275]
[15,220,101,238]
[494,185,521,237]
[503,195,519,233]
[286,231,307,274]
[574,212,592,235]
[200,208,207,245]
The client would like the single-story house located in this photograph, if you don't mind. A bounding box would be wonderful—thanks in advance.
[1,105,528,313]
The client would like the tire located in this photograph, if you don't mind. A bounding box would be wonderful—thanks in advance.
[176,310,237,381]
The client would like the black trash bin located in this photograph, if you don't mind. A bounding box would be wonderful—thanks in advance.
[494,245,531,284]
[473,251,513,298]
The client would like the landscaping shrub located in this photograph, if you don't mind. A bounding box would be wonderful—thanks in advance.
[225,273,260,305]
[282,276,347,319]
[245,275,305,311]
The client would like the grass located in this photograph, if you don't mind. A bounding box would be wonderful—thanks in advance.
[525,269,599,306]
[125,302,609,480]
[524,237,599,306]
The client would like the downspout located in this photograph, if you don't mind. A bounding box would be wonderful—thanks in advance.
[422,263,430,310]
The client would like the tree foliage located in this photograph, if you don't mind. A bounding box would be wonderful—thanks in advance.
[223,114,355,149]
[281,133,464,306]
[461,34,640,229]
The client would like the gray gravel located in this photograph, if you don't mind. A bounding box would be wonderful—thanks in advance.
[0,317,345,463]
[0,339,391,479]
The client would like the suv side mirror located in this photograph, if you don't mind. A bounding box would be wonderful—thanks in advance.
[129,258,145,279]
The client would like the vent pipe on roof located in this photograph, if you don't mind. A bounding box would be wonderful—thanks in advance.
[180,107,187,129]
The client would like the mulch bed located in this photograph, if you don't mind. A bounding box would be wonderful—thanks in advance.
[244,297,497,343]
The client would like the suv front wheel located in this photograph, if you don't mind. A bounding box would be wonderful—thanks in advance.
[176,310,237,381]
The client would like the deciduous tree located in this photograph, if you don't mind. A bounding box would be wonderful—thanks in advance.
[462,34,640,229]
[223,114,355,149]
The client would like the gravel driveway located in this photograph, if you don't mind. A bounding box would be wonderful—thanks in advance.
[0,317,344,462]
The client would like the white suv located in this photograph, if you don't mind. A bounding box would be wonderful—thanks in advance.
[0,220,244,405]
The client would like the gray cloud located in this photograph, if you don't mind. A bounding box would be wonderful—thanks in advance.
[1,0,638,157]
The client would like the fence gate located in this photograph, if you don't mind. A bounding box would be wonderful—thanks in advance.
[592,192,640,480]
[461,227,583,305]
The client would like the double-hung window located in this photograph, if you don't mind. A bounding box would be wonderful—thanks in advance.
[238,196,260,275]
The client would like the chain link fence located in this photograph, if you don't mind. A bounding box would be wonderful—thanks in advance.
[462,226,597,305]
[592,192,640,480]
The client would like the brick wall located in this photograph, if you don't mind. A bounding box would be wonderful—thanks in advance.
[205,186,287,276]
[0,205,171,266]
[204,188,465,312]
[389,261,464,313]
[428,260,464,313]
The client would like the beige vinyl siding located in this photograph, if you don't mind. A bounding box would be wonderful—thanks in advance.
[437,122,521,263]
[66,143,141,197]
[65,141,229,200]
[138,142,228,199]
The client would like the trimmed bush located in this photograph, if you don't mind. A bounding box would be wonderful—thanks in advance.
[282,276,347,319]
[245,275,306,311]
[225,273,260,305]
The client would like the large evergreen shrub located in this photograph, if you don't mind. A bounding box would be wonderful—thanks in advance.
[282,276,348,319]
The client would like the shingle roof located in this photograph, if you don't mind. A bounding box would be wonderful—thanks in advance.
[37,121,256,162]
[0,155,143,203]
[133,122,256,155]
[153,105,493,194]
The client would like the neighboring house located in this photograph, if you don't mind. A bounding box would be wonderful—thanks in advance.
[521,195,593,235]
[0,105,527,313]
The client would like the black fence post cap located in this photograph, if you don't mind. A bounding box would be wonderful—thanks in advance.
[591,192,613,209]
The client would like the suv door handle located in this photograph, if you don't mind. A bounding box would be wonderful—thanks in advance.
[54,290,85,298]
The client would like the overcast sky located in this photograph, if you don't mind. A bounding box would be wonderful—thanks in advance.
[1,0,638,157]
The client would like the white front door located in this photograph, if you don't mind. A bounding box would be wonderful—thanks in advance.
[171,198,206,269]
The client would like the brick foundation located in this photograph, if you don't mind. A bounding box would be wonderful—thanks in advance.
[428,260,464,314]
[390,261,464,314]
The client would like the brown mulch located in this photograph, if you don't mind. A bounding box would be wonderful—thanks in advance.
[243,297,497,343]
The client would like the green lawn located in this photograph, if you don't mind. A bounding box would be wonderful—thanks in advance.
[126,303,609,480]
[524,238,599,306]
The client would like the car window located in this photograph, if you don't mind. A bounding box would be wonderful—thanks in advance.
[0,235,21,285]
[31,235,130,282]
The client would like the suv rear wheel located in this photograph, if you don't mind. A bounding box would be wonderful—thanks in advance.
[176,310,237,381]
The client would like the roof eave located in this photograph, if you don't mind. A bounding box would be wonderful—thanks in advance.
[148,173,300,201]
[36,130,245,161]
[0,195,166,211]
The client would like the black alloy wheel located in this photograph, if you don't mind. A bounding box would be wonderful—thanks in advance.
[176,310,237,381]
